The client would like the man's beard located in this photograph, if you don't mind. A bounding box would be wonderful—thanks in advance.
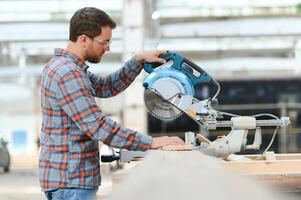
[86,50,102,63]
[87,55,101,63]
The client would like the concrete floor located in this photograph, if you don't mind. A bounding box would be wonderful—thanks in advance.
[0,164,113,200]
[0,167,44,200]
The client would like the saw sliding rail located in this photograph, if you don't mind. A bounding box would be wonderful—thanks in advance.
[214,118,290,129]
[163,92,290,130]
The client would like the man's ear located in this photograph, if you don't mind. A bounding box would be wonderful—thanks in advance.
[78,35,88,48]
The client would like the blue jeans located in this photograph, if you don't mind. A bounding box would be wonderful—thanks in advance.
[44,187,98,200]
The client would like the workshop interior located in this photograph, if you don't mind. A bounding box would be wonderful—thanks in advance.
[1,0,301,199]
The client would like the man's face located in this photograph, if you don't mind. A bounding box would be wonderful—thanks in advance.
[85,26,112,63]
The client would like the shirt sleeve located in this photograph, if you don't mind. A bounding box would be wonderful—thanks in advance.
[87,56,143,98]
[55,69,152,151]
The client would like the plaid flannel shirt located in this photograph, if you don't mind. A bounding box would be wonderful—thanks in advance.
[39,48,152,191]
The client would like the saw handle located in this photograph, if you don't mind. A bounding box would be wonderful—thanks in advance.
[144,62,163,73]
[144,51,214,85]
[175,57,213,85]
[143,52,170,73]
[101,155,120,162]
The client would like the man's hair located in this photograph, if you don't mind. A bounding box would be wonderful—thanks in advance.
[69,7,116,42]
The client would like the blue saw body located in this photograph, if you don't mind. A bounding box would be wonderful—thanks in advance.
[143,51,214,96]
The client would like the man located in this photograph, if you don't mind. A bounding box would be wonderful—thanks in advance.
[39,7,184,200]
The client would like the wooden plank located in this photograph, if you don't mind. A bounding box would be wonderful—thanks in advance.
[160,144,193,151]
[243,153,301,160]
[250,174,301,191]
[223,160,301,174]
[223,153,301,191]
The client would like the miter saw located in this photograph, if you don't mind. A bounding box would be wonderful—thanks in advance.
[143,51,290,155]
[101,51,290,163]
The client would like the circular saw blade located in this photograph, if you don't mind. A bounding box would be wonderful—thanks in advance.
[144,88,183,121]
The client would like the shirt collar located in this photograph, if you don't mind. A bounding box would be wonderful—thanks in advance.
[54,48,89,73]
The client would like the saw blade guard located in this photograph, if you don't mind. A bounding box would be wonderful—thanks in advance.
[143,68,195,121]
[143,68,195,98]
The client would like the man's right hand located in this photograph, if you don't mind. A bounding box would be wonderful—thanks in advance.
[135,50,166,65]
[150,136,185,149]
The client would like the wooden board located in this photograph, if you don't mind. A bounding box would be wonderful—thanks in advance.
[223,153,301,191]
[160,144,193,151]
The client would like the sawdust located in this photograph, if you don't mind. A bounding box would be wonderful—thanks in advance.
[109,151,297,200]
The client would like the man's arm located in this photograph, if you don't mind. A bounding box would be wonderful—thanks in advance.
[87,57,142,98]
[56,70,152,151]
[87,50,166,98]
[55,69,184,151]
